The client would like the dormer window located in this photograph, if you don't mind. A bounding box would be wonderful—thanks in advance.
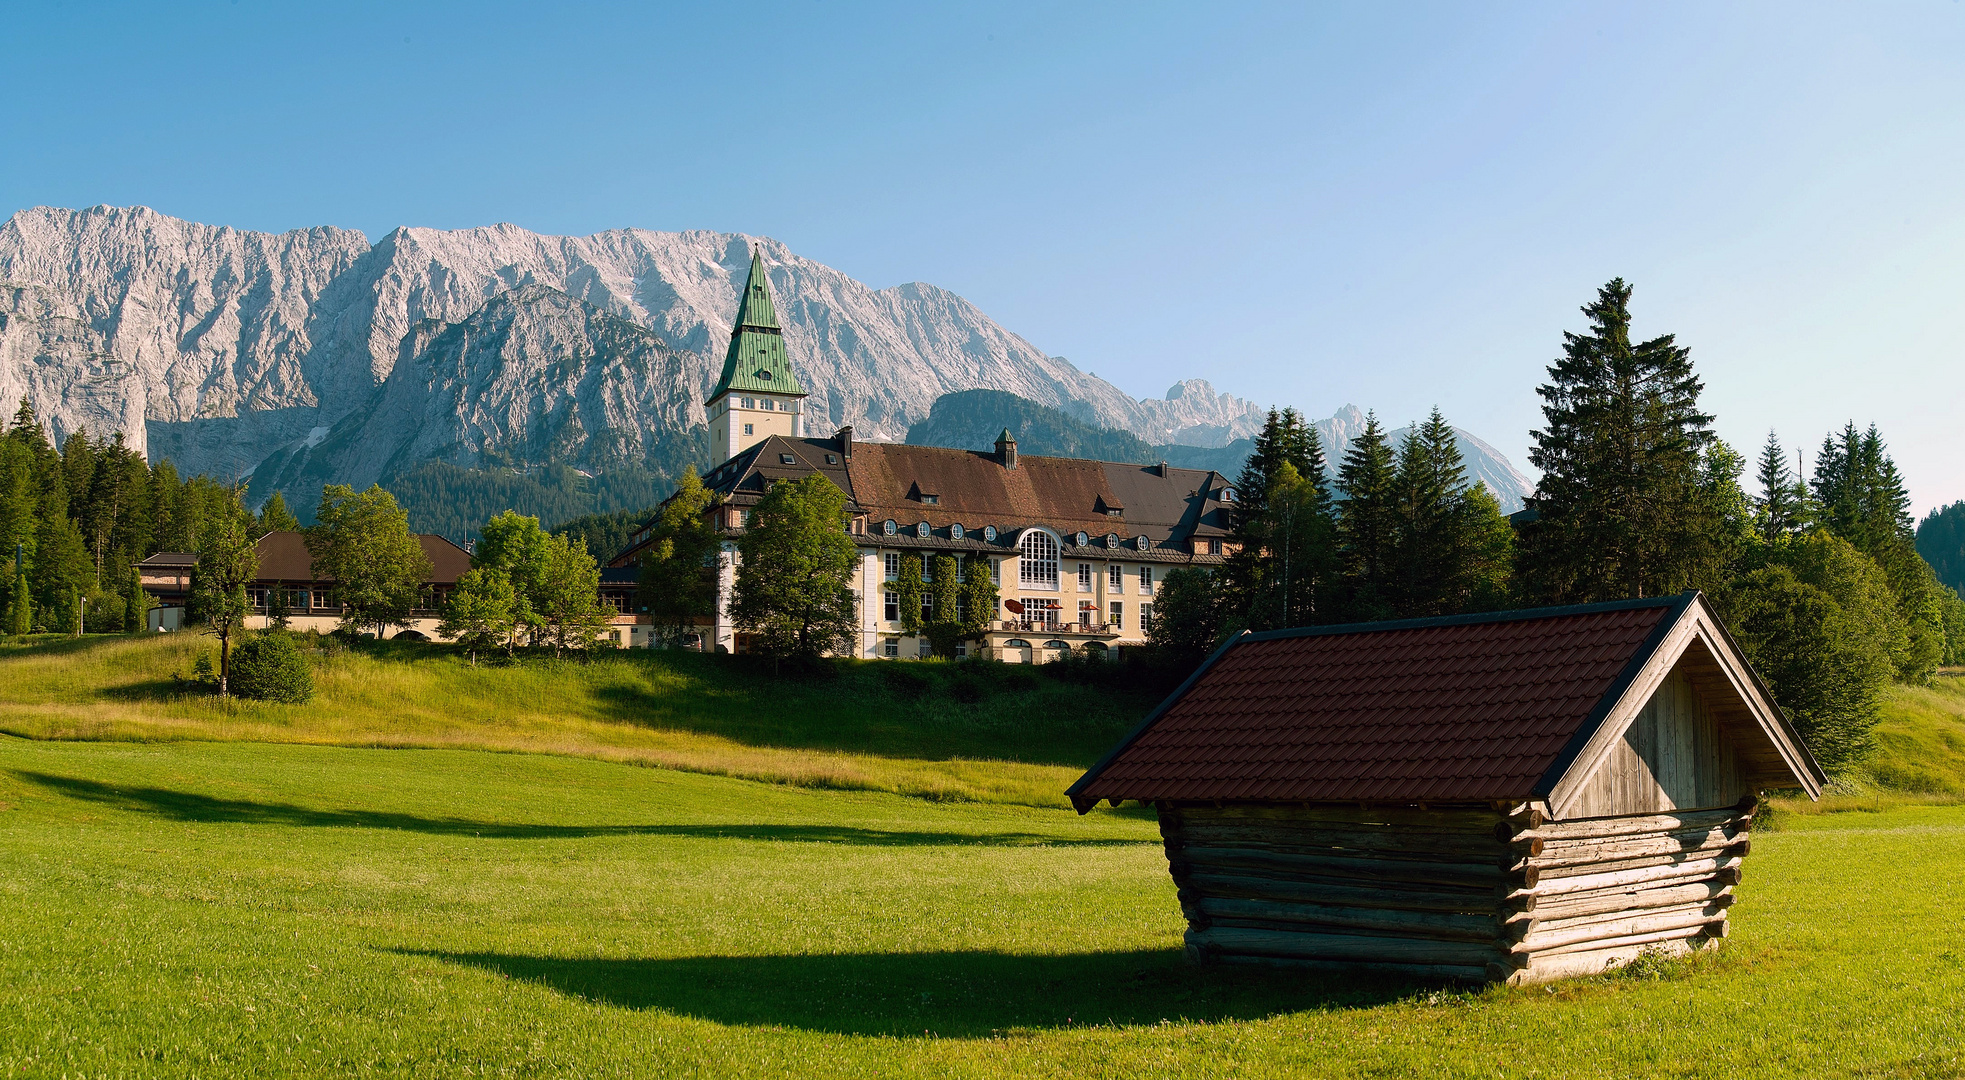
[883,519,898,536]
[950,523,965,540]
[982,525,997,542]
[825,454,838,465]
[1075,531,1089,547]
[1220,487,1236,502]
[916,522,931,538]
[921,495,939,505]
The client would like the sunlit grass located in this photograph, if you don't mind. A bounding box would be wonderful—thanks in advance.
[1,740,1961,1078]
[0,633,1158,809]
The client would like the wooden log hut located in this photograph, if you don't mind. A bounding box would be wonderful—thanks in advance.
[1067,593,1825,984]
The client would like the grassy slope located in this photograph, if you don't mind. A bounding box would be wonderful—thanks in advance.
[2,740,1962,1078]
[0,634,1165,808]
[1774,668,1965,814]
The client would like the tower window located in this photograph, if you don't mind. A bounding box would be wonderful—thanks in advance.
[743,424,753,436]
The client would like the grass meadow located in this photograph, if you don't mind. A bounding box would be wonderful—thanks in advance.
[0,633,1168,808]
[1,635,1963,1076]
[2,739,1962,1078]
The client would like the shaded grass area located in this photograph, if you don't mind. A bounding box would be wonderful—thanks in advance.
[0,633,1167,808]
[1,740,1962,1078]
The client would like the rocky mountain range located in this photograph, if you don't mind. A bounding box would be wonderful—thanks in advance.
[0,204,1526,520]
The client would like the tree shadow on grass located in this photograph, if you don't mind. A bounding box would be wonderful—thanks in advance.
[8,771,1150,847]
[399,947,1432,1036]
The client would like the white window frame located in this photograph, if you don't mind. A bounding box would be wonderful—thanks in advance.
[1018,529,1060,591]
[1109,601,1123,629]
[1077,563,1093,592]
[1107,564,1123,591]
[1139,566,1153,594]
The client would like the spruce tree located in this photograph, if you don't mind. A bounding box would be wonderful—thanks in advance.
[1335,412,1398,620]
[1518,279,1716,602]
[1225,408,1333,631]
[1754,432,1806,544]
[258,492,300,534]
[1390,409,1465,617]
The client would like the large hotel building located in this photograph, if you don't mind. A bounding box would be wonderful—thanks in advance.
[612,250,1240,661]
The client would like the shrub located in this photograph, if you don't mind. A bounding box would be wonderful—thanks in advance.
[230,634,315,703]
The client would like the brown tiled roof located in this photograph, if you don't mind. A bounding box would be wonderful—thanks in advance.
[1069,596,1696,809]
[252,531,471,585]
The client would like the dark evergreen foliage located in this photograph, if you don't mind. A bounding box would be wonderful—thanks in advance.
[550,507,653,564]
[1918,502,1965,594]
[1753,432,1808,544]
[1518,279,1718,602]
[1335,412,1398,620]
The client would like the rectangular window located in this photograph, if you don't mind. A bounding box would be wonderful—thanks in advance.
[992,559,1002,583]
[1140,566,1154,594]
[1142,603,1154,631]
[1078,563,1092,592]
[918,639,934,659]
[921,593,934,619]
[883,638,900,658]
[742,423,753,435]
[1107,564,1123,590]
[1079,600,1096,626]
[1110,601,1123,629]
[884,592,899,622]
[884,553,898,580]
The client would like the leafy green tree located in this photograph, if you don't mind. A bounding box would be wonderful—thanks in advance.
[6,564,30,636]
[439,567,521,665]
[1335,412,1398,620]
[1147,566,1224,668]
[258,492,300,534]
[126,564,149,634]
[533,533,612,657]
[1225,409,1333,629]
[229,633,314,703]
[190,512,258,695]
[894,554,926,636]
[307,485,433,638]
[1518,279,1718,602]
[1248,462,1337,630]
[636,469,721,648]
[1718,566,1890,771]
[729,474,859,660]
[476,509,552,640]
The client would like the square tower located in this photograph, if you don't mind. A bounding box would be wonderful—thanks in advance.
[706,247,807,463]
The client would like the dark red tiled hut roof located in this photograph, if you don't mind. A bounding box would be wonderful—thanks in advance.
[1069,595,1694,810]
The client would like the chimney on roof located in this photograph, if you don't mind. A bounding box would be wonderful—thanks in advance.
[835,425,854,462]
[1156,460,1168,476]
[996,428,1018,470]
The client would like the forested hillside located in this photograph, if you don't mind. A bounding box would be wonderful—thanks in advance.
[1918,501,1965,594]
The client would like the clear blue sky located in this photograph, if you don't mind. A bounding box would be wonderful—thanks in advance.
[6,2,1962,512]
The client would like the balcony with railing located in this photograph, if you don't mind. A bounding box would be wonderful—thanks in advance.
[990,617,1119,638]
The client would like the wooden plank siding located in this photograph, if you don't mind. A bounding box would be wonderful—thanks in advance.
[1563,667,1750,818]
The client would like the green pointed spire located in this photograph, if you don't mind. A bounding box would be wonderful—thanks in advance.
[708,247,805,403]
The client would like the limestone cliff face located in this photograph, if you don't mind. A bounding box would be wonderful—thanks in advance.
[0,205,1522,506]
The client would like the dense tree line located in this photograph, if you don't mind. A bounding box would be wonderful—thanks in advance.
[1148,279,1965,772]
[0,400,258,634]
[1919,501,1965,594]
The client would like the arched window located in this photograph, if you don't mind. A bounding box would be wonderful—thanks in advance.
[950,523,964,540]
[1075,531,1089,547]
[916,521,930,538]
[1043,640,1072,651]
[883,519,897,536]
[1019,530,1059,590]
[983,525,997,542]
[1004,639,1032,649]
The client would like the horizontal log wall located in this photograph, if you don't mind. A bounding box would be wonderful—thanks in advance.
[1163,797,1755,984]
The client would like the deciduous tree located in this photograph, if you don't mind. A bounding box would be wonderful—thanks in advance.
[636,469,721,648]
[729,474,859,660]
[190,511,257,695]
[438,567,521,665]
[307,485,432,638]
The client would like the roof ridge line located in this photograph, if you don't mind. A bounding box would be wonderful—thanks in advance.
[1243,593,1692,643]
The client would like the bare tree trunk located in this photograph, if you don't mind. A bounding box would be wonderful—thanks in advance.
[219,627,231,697]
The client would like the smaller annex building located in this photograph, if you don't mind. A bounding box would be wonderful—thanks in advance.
[1067,592,1825,984]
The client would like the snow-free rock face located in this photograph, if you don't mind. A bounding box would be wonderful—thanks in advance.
[0,206,1526,508]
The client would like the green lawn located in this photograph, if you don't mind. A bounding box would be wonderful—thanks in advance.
[3,739,1962,1078]
[0,633,1166,808]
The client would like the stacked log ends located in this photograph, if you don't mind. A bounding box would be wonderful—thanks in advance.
[1163,798,1754,985]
